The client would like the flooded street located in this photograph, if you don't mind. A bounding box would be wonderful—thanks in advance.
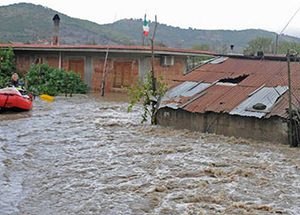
[0,94,299,215]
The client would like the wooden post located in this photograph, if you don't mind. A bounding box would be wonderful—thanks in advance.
[101,49,109,96]
[150,15,158,125]
[287,50,293,146]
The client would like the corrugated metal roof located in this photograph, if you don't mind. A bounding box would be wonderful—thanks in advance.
[229,86,288,118]
[184,85,234,113]
[267,89,300,118]
[205,85,257,113]
[181,57,300,88]
[160,56,299,119]
[178,71,228,82]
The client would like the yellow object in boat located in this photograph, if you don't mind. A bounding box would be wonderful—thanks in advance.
[40,94,54,102]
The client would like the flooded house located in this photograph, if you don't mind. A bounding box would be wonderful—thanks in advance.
[0,43,213,93]
[157,55,300,145]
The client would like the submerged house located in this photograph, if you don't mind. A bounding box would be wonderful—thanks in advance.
[157,55,300,145]
[0,43,213,93]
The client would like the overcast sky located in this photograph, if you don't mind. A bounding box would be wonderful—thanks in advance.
[1,0,300,36]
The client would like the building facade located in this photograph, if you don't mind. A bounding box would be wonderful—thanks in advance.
[1,44,213,93]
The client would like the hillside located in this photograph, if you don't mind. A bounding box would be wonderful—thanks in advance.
[1,3,300,52]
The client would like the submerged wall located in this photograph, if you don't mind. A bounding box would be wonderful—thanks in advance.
[156,107,288,144]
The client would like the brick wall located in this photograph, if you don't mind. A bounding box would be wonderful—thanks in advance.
[16,55,31,75]
[14,52,187,94]
[154,57,186,87]
[91,57,139,93]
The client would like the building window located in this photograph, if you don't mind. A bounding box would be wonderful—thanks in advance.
[160,56,174,66]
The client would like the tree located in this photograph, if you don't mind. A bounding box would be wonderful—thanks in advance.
[127,71,167,124]
[277,41,300,54]
[244,37,273,55]
[0,47,16,88]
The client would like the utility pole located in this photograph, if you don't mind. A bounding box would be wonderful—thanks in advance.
[275,34,279,55]
[287,50,293,146]
[150,15,158,124]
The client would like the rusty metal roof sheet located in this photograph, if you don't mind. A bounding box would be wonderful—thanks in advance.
[267,89,300,118]
[178,71,227,82]
[182,85,256,113]
[181,57,300,88]
[229,86,288,118]
[204,85,257,113]
[184,85,234,113]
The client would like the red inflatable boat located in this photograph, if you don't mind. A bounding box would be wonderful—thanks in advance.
[0,87,33,111]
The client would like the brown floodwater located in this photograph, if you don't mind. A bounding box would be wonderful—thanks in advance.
[0,94,299,215]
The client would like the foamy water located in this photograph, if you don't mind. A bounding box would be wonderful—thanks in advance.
[0,94,299,214]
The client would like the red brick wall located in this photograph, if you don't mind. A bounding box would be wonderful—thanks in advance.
[92,57,139,93]
[154,57,186,87]
[45,56,59,68]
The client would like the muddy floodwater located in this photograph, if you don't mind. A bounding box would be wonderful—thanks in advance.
[0,94,299,215]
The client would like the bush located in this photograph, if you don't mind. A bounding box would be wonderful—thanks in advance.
[26,64,88,96]
[127,71,167,124]
[0,47,16,88]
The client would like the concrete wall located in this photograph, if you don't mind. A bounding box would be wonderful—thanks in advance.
[156,107,288,144]
[14,51,187,93]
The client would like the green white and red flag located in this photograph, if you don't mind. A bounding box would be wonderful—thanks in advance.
[143,14,149,37]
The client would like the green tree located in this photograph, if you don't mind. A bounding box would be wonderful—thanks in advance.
[277,41,300,54]
[0,47,16,88]
[244,37,273,55]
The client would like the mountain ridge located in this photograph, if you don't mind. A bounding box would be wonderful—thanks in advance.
[1,3,300,53]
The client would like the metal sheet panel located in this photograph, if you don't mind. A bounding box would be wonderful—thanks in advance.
[229,86,288,118]
[209,57,229,64]
[181,83,210,97]
[160,81,211,109]
[162,81,198,101]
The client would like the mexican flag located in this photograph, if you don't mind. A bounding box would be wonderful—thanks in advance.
[143,14,149,37]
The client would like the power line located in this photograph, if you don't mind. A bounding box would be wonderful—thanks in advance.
[280,5,300,35]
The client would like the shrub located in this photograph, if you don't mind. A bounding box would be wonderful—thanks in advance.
[26,64,88,96]
[127,71,167,124]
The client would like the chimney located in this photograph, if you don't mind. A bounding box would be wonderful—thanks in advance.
[257,51,264,58]
[52,14,60,46]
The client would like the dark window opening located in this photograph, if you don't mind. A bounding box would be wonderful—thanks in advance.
[218,74,249,84]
